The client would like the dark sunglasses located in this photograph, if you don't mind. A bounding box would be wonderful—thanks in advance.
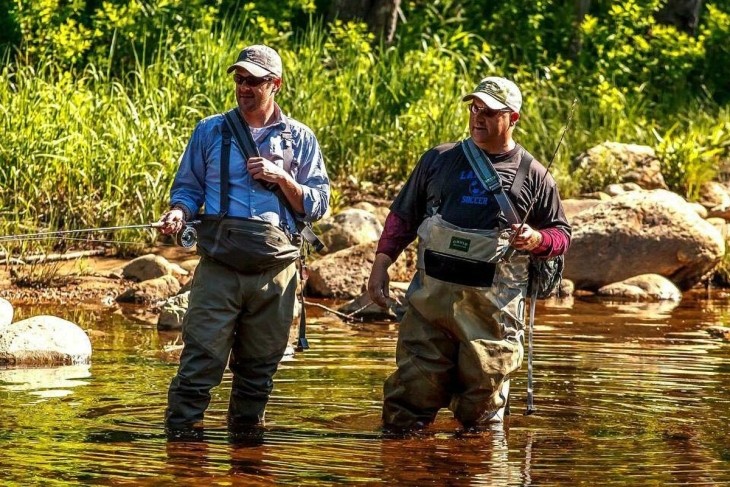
[233,74,274,87]
[469,103,511,118]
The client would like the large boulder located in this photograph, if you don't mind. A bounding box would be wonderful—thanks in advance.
[0,298,12,326]
[564,190,725,290]
[122,254,188,282]
[317,208,384,254]
[307,241,417,298]
[573,142,668,191]
[0,316,92,365]
[116,275,181,303]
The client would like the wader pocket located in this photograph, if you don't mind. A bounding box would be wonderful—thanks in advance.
[196,216,300,274]
[424,249,496,287]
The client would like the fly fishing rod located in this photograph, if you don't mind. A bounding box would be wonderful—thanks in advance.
[510,98,578,244]
[512,98,578,417]
[0,221,200,248]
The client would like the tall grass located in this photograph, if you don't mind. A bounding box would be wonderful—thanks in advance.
[1,16,729,254]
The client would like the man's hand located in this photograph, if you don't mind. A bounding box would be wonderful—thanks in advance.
[247,156,288,185]
[368,253,393,308]
[510,223,543,251]
[157,208,185,235]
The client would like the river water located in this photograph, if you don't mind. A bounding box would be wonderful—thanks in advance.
[1,292,729,486]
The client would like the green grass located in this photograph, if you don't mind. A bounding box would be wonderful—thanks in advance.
[1,17,729,255]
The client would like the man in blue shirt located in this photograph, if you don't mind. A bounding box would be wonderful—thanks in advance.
[157,44,330,442]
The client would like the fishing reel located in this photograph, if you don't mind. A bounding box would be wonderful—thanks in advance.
[174,223,198,249]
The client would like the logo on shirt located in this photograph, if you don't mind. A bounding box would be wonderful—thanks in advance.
[449,236,471,252]
[459,170,490,205]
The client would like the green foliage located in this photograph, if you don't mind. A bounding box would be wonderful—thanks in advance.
[702,4,730,104]
[575,0,705,109]
[2,0,730,250]
[655,111,730,201]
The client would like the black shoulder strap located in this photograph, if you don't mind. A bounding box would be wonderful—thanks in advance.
[219,122,232,216]
[509,148,534,203]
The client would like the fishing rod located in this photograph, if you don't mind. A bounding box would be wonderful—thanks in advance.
[510,98,578,245]
[0,221,200,248]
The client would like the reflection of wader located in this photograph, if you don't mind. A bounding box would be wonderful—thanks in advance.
[382,214,529,428]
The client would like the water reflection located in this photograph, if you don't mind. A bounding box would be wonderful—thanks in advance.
[0,364,90,397]
[0,295,729,485]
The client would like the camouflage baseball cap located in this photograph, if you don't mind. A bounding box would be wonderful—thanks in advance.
[226,44,283,78]
[462,77,522,113]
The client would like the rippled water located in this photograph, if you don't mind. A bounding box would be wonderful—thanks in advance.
[1,293,729,485]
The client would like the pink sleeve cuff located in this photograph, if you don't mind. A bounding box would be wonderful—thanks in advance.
[532,227,570,258]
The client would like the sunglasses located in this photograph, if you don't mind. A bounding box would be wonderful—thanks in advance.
[469,104,511,118]
[233,74,274,87]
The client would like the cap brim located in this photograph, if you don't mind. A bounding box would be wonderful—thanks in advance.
[462,92,508,110]
[226,61,272,78]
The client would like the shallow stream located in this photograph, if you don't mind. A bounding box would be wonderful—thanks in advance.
[1,293,729,485]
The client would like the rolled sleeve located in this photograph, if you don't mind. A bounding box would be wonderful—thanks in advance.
[294,129,330,222]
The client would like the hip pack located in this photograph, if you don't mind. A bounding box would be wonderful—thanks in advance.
[196,215,300,274]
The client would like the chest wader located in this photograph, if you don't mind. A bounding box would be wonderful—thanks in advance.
[382,214,528,430]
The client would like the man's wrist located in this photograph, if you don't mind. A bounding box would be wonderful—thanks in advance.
[170,204,192,221]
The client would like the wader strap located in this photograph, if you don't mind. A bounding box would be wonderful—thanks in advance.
[220,123,232,216]
[281,126,294,173]
[510,150,534,202]
[295,253,310,351]
[461,138,521,225]
[223,109,326,253]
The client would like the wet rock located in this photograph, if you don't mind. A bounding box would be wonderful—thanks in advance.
[338,282,409,321]
[0,297,13,326]
[116,275,181,304]
[0,315,92,365]
[597,274,681,301]
[706,326,730,341]
[158,292,190,330]
[122,254,188,282]
[307,241,416,298]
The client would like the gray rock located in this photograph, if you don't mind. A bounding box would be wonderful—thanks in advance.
[564,189,724,290]
[116,275,182,304]
[0,316,92,366]
[0,297,12,326]
[597,274,681,301]
[157,291,191,330]
[122,254,188,282]
[317,208,384,254]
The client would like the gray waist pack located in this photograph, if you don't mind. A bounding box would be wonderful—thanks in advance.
[195,215,300,274]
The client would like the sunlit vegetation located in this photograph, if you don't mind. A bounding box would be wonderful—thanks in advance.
[1,1,729,252]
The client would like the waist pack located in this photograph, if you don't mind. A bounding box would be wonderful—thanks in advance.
[527,255,564,299]
[195,215,300,274]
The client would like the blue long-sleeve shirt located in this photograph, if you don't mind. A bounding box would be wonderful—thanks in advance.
[170,105,330,234]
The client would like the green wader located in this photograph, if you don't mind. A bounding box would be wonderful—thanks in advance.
[382,215,528,429]
[165,256,298,430]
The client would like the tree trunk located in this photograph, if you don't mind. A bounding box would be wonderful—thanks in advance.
[655,0,704,34]
[327,0,402,43]
[570,0,592,57]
